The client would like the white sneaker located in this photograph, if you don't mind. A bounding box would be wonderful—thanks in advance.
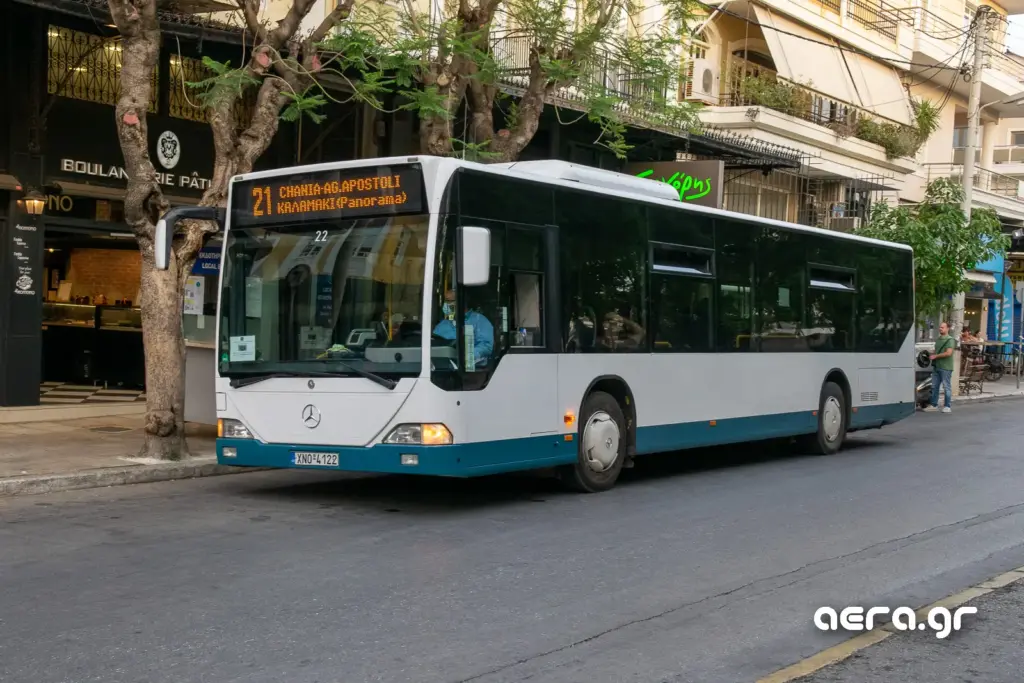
[923,406,938,412]
[942,407,952,414]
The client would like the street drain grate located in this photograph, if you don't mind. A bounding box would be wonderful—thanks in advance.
[89,426,133,434]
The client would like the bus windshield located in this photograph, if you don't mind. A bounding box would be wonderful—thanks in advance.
[218,215,430,380]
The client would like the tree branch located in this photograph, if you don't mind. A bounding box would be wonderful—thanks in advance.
[308,0,356,47]
[268,0,319,50]
[234,0,267,41]
[108,0,143,37]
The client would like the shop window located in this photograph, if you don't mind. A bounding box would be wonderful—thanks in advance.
[169,54,256,127]
[47,26,157,112]
[169,55,208,122]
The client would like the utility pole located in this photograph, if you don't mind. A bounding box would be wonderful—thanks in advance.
[951,5,992,395]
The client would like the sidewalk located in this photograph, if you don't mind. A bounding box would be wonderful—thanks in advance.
[952,375,1024,404]
[788,572,1024,682]
[0,414,257,497]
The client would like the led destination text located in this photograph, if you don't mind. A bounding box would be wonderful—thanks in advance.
[249,174,408,218]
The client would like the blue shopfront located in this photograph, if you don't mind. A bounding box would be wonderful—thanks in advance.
[967,252,1017,343]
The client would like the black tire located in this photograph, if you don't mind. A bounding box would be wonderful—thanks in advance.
[559,391,627,493]
[799,381,847,456]
[987,364,1005,382]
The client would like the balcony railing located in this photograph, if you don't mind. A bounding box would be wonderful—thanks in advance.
[924,163,1024,200]
[993,145,1024,166]
[846,0,914,42]
[489,32,669,113]
[723,62,867,132]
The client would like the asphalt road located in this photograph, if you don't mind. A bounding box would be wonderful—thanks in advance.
[2,402,1024,683]
[799,580,1024,683]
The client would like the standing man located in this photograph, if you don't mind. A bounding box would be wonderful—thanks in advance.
[925,321,956,413]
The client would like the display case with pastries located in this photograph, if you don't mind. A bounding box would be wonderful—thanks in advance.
[98,306,142,332]
[41,302,97,329]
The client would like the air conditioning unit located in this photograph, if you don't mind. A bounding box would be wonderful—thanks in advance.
[829,216,861,231]
[684,58,720,104]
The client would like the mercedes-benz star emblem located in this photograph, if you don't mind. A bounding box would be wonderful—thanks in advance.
[302,404,321,429]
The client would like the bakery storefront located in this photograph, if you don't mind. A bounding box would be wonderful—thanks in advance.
[36,98,217,412]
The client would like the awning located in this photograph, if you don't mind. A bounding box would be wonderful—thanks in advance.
[842,51,913,125]
[0,174,22,191]
[752,6,859,107]
[752,6,913,125]
[53,180,199,206]
[966,271,998,284]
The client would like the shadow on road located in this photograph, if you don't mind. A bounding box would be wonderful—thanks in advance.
[234,432,893,513]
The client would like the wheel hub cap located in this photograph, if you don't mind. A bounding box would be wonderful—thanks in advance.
[583,411,620,472]
[823,396,842,442]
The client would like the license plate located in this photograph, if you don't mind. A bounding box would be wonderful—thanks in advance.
[292,452,339,467]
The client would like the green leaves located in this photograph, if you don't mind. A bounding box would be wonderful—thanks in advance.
[186,56,260,111]
[856,178,1010,321]
[854,99,940,160]
[280,90,327,123]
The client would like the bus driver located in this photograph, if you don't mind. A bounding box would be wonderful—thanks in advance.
[433,289,495,369]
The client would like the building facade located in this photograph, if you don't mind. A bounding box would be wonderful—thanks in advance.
[0,0,369,408]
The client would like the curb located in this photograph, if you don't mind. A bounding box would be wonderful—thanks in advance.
[952,390,1024,405]
[757,564,1024,683]
[0,458,269,497]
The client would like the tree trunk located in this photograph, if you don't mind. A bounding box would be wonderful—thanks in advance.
[138,256,189,459]
[105,0,352,460]
[420,115,454,156]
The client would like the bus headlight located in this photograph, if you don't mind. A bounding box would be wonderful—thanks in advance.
[383,423,453,445]
[218,418,253,439]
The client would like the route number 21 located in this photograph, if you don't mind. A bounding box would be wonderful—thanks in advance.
[252,186,273,216]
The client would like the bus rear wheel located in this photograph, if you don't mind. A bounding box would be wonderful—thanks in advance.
[561,391,626,493]
[800,381,847,456]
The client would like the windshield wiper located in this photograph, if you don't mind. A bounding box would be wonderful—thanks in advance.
[229,370,341,389]
[228,366,397,390]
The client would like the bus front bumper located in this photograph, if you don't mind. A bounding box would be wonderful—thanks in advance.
[217,436,577,478]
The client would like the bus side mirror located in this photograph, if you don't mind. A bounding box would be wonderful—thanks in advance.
[458,226,491,287]
[154,206,223,270]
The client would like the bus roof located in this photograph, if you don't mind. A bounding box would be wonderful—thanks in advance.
[232,155,913,253]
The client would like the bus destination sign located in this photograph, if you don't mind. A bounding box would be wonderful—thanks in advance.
[231,164,425,225]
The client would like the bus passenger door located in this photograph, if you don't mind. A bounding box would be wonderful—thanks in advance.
[457,221,559,439]
[502,224,560,436]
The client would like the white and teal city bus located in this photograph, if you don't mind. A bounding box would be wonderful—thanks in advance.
[156,156,915,492]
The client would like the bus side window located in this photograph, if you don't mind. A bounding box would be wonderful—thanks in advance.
[511,272,543,347]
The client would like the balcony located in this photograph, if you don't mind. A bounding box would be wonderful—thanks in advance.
[909,6,1024,112]
[709,64,920,169]
[992,145,1024,176]
[845,0,914,43]
[489,32,672,127]
[922,163,1024,219]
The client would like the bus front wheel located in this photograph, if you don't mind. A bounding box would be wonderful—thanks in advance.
[561,391,626,493]
[801,381,847,456]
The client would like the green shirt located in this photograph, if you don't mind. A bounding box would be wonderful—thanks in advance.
[934,334,955,371]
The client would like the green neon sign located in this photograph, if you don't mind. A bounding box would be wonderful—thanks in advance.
[636,168,713,202]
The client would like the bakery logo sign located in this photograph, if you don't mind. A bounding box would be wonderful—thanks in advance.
[157,130,181,170]
[59,131,209,191]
